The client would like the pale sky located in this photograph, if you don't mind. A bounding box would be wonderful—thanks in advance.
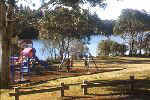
[18,0,150,20]
[94,0,150,20]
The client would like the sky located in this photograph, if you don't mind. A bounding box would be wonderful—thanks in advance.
[19,0,150,18]
[30,0,150,60]
[94,0,150,20]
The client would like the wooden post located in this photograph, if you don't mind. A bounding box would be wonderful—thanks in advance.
[14,87,19,100]
[60,82,64,97]
[130,75,135,93]
[82,80,88,95]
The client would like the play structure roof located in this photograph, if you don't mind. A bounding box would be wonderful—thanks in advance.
[20,48,33,56]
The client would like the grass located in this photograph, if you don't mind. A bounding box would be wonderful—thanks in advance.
[1,57,150,100]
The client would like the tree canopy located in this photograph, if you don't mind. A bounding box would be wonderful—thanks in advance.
[114,8,150,56]
[97,40,128,56]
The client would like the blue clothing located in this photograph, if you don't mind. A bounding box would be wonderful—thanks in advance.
[21,58,30,73]
[10,64,15,82]
[10,64,15,73]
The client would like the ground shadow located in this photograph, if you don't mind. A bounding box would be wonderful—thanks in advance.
[85,78,150,99]
[62,96,93,100]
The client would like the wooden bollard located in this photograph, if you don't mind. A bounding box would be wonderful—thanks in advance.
[14,87,19,100]
[60,82,65,97]
[130,75,135,93]
[81,80,88,95]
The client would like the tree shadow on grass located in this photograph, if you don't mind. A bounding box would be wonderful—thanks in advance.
[102,59,150,64]
[62,96,93,100]
[10,67,125,88]
[86,78,150,100]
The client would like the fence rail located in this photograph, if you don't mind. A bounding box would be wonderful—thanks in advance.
[81,75,135,95]
[9,82,69,100]
[9,76,136,100]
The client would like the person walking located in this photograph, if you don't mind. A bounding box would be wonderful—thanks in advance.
[66,58,71,72]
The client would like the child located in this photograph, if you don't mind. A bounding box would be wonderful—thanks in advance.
[10,58,15,83]
[20,56,30,81]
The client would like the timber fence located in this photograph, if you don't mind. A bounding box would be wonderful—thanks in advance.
[9,75,137,100]
[81,75,136,95]
[9,82,69,100]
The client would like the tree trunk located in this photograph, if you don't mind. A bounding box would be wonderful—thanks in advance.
[129,38,134,56]
[0,2,13,88]
[0,30,10,88]
[139,49,142,56]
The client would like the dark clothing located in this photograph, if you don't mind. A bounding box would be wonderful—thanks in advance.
[84,60,88,66]
[66,65,70,72]
[66,59,71,72]
[84,59,89,68]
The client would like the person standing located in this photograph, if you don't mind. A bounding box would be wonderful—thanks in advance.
[87,57,90,68]
[84,57,89,68]
[70,58,73,67]
[84,58,88,68]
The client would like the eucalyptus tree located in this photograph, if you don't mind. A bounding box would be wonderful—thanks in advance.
[0,0,40,87]
[114,9,150,56]
[97,40,128,56]
[39,7,102,60]
[100,20,115,38]
[69,39,89,59]
[39,0,106,10]
[0,0,17,87]
[143,33,150,56]
[97,40,110,56]
[0,0,121,87]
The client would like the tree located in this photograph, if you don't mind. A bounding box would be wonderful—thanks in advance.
[97,40,128,56]
[114,9,150,56]
[143,33,150,56]
[0,0,122,87]
[0,1,14,88]
[0,0,39,88]
[39,7,102,60]
[97,40,110,56]
[39,7,100,39]
[69,39,88,59]
[39,0,106,10]
[100,20,115,38]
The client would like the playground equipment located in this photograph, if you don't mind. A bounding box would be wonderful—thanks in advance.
[10,40,42,82]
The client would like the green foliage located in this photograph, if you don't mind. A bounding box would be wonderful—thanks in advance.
[114,9,150,56]
[40,7,100,39]
[12,5,42,39]
[97,40,128,56]
[40,0,106,9]
[100,20,115,37]
[143,33,150,56]
[114,9,150,35]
